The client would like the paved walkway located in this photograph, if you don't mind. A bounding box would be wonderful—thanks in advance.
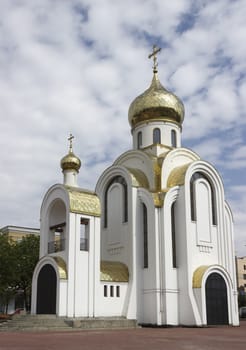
[0,321,245,350]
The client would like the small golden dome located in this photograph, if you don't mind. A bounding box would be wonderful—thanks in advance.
[60,150,81,172]
[128,72,185,129]
[60,134,81,172]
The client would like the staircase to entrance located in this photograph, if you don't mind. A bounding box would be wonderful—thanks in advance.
[0,314,138,332]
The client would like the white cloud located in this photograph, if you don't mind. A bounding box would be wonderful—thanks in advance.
[0,0,245,255]
[228,185,246,257]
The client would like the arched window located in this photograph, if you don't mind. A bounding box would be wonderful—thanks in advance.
[171,202,177,268]
[48,200,66,254]
[190,172,217,225]
[153,128,161,144]
[104,176,128,228]
[142,203,148,268]
[137,131,142,149]
[171,130,177,147]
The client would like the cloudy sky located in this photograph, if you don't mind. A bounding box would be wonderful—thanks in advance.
[0,0,245,255]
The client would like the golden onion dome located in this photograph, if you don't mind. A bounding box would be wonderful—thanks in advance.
[128,72,185,129]
[60,134,81,172]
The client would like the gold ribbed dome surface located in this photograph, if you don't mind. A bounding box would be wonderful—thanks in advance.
[128,73,185,128]
[60,150,81,172]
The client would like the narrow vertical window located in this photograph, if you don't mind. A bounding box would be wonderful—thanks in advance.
[116,286,120,297]
[137,131,142,149]
[171,130,177,147]
[110,285,114,297]
[104,176,128,228]
[190,177,196,222]
[143,203,148,268]
[153,128,161,144]
[104,285,108,297]
[171,202,177,268]
[80,218,89,251]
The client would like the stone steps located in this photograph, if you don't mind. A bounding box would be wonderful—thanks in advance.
[0,314,138,332]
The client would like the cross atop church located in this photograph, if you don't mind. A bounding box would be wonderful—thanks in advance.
[68,133,74,152]
[148,45,161,73]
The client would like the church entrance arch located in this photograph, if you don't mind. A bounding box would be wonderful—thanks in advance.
[205,272,228,325]
[36,264,57,314]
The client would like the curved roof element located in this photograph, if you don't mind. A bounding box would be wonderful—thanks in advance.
[66,186,101,217]
[52,257,68,279]
[167,163,191,188]
[192,265,209,288]
[128,72,184,129]
[100,261,129,282]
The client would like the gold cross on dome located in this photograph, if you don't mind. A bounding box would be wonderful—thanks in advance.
[148,45,161,73]
[68,133,74,152]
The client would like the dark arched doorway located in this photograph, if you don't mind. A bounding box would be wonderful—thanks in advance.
[36,264,57,314]
[205,273,229,325]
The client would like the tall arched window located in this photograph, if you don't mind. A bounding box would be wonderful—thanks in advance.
[142,203,148,268]
[48,200,66,254]
[104,176,128,228]
[171,202,177,268]
[171,130,177,147]
[153,128,161,144]
[137,131,142,149]
[190,172,217,225]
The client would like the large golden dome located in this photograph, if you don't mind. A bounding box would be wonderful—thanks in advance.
[128,72,185,129]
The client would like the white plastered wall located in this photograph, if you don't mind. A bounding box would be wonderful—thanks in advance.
[176,160,239,326]
[137,188,160,325]
[96,282,128,316]
[160,186,180,325]
[96,166,137,320]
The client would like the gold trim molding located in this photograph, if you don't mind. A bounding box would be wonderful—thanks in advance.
[66,187,101,217]
[52,257,68,280]
[100,261,129,282]
[167,163,191,188]
[192,265,209,288]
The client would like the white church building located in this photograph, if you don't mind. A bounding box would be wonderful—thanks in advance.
[31,47,239,326]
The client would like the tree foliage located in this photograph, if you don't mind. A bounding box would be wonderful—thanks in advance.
[0,234,40,313]
[0,234,17,313]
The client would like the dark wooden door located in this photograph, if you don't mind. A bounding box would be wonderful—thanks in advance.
[206,273,228,325]
[36,264,57,314]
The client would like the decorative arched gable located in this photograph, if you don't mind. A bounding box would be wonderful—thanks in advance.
[162,148,200,189]
[113,150,156,190]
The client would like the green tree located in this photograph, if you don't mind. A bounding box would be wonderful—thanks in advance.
[0,234,17,313]
[14,235,40,312]
[0,234,40,313]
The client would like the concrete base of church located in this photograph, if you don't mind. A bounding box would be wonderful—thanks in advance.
[0,314,138,332]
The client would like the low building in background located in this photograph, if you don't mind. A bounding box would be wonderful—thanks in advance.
[236,256,246,309]
[0,225,39,243]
